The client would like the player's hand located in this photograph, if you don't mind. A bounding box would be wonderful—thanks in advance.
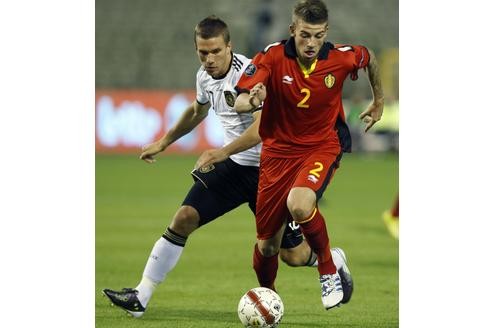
[250,83,267,102]
[194,148,228,170]
[139,141,165,164]
[359,99,384,132]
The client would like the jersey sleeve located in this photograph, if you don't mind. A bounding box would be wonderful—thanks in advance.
[349,45,370,81]
[235,51,272,94]
[195,69,209,105]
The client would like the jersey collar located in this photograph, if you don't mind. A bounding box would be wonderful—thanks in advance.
[284,37,334,60]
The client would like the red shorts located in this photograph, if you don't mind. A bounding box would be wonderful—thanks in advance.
[255,149,342,240]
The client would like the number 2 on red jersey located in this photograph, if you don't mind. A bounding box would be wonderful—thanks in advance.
[309,162,323,178]
[297,88,311,109]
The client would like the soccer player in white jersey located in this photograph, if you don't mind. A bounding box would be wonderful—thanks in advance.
[103,16,353,318]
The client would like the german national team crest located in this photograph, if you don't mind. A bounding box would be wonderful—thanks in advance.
[324,73,335,89]
[224,91,236,107]
[199,164,215,173]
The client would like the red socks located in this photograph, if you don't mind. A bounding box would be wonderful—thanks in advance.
[252,207,335,286]
[252,244,278,291]
[299,208,337,275]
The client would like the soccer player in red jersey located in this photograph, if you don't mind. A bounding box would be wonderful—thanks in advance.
[234,0,384,310]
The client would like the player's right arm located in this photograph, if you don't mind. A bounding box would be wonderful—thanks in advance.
[234,83,267,113]
[194,111,262,169]
[140,101,210,163]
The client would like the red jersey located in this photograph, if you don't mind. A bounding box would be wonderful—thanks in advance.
[236,38,370,158]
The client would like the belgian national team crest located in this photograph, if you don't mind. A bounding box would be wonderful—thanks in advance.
[324,73,335,89]
[224,91,236,107]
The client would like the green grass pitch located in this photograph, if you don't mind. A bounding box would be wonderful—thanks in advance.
[96,153,398,327]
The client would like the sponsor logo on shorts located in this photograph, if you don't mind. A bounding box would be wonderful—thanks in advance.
[307,175,319,184]
[282,75,293,84]
[288,221,300,231]
[199,164,215,173]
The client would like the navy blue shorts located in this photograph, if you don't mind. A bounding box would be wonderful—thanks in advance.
[183,158,303,249]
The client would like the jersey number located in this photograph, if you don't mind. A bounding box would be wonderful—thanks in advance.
[297,88,311,109]
[309,162,324,178]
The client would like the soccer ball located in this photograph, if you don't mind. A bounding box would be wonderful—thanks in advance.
[237,287,284,327]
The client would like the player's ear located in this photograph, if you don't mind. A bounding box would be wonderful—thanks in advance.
[289,23,295,37]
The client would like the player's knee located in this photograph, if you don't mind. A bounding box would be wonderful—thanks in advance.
[279,249,299,267]
[258,243,279,257]
[287,202,313,222]
[287,188,316,222]
[170,206,200,237]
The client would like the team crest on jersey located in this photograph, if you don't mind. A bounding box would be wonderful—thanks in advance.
[199,164,215,173]
[224,91,236,107]
[324,73,335,89]
[244,63,257,76]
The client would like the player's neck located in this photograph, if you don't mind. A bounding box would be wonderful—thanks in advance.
[296,57,318,78]
[297,57,316,70]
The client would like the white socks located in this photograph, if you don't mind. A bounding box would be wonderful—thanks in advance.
[135,276,158,308]
[133,238,345,307]
[135,237,184,307]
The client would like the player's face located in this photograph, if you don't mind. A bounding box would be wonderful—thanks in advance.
[290,18,328,66]
[196,36,232,78]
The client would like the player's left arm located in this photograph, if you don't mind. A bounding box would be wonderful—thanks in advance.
[359,48,385,132]
[194,111,262,169]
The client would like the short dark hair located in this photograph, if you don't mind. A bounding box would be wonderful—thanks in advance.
[194,15,230,45]
[293,0,328,24]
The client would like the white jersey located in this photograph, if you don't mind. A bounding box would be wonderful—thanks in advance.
[196,53,261,167]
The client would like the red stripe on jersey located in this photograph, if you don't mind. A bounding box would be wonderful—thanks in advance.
[247,290,275,325]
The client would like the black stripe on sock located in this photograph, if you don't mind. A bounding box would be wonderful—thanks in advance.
[162,227,187,247]
[305,251,317,267]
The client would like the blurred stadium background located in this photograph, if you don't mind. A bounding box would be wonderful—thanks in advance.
[96,0,399,327]
[96,0,398,154]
